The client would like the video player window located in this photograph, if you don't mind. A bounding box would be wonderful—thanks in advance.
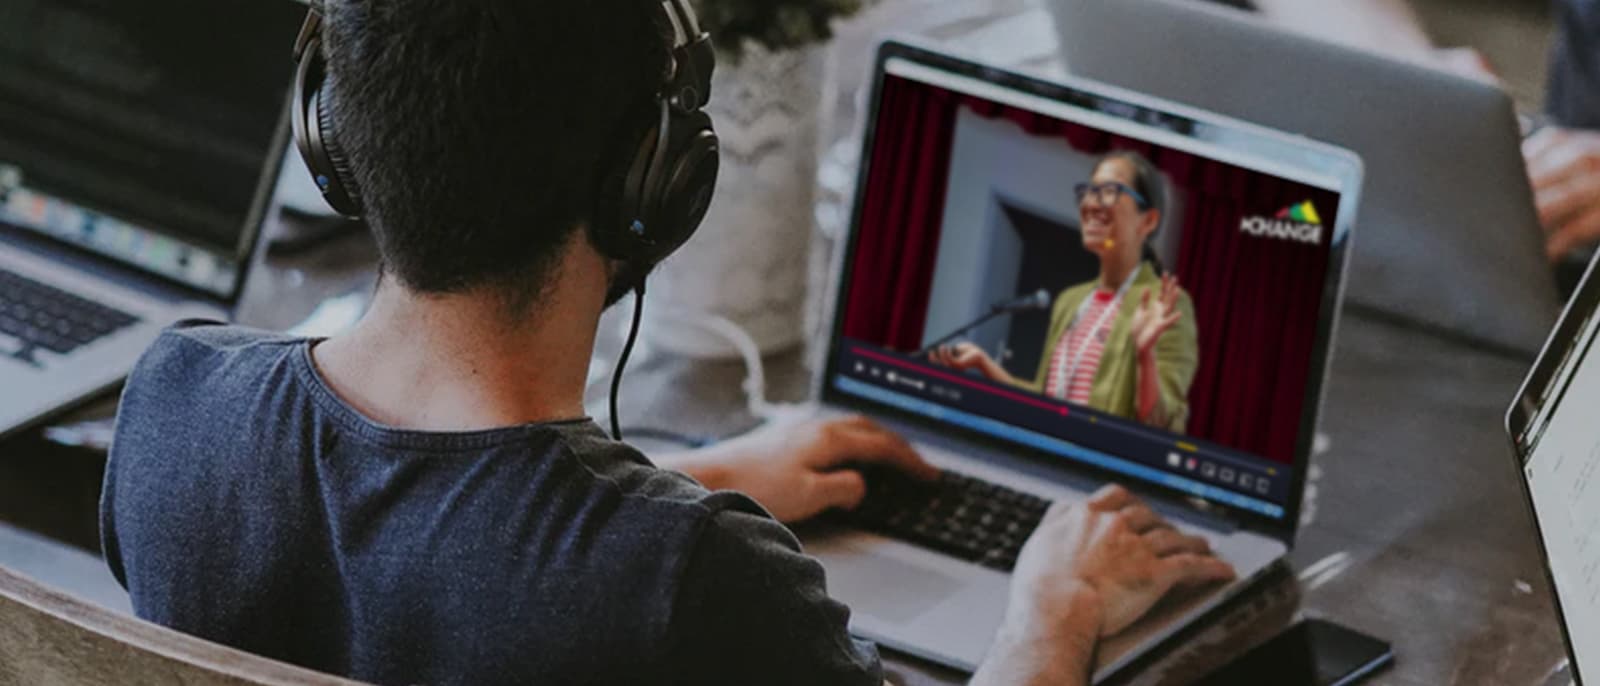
[832,70,1344,513]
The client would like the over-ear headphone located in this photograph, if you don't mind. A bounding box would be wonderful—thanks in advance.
[590,0,720,270]
[290,9,361,218]
[288,0,721,274]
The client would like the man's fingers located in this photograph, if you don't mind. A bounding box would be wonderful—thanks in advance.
[1118,504,1168,534]
[813,470,868,511]
[1159,311,1182,331]
[836,421,940,480]
[1088,484,1136,511]
[840,414,877,431]
[1143,528,1212,557]
[1158,554,1237,589]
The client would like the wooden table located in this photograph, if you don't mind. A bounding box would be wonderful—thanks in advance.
[0,1,1575,683]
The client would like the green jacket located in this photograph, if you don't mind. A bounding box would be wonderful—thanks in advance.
[1024,264,1198,432]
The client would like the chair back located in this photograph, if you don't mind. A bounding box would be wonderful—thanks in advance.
[0,564,367,685]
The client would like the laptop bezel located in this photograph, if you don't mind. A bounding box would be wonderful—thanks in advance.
[1504,252,1600,686]
[817,39,1362,543]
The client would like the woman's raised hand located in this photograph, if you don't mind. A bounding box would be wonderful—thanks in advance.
[1130,273,1183,355]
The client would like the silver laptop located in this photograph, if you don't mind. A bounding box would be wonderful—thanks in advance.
[1506,253,1600,686]
[0,0,303,438]
[797,40,1361,681]
[1053,0,1560,355]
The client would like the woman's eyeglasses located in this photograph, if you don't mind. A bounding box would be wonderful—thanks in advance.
[1073,182,1150,210]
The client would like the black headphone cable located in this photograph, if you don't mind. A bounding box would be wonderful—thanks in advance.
[609,283,646,441]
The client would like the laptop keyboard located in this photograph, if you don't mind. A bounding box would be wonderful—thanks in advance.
[0,267,140,357]
[841,467,1052,572]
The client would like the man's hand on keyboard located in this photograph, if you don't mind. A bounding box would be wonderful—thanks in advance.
[974,484,1235,686]
[1014,484,1236,636]
[659,415,938,523]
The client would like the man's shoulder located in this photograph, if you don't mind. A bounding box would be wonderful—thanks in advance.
[150,319,302,355]
[132,320,304,382]
[116,321,308,446]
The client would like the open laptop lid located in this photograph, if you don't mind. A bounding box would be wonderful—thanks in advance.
[820,40,1362,541]
[1506,253,1600,686]
[0,0,304,305]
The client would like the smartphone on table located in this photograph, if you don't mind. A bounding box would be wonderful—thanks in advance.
[1193,618,1393,686]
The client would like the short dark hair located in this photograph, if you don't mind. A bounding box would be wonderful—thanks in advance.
[321,0,669,300]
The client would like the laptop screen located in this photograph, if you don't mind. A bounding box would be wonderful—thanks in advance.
[825,51,1356,522]
[0,0,303,299]
[1512,259,1600,684]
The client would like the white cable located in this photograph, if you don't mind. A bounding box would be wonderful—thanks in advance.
[650,306,806,422]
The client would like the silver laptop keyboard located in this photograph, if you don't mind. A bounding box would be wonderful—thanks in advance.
[0,267,140,357]
[841,467,1051,572]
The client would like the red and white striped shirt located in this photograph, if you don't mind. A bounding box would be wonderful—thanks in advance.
[1044,290,1120,404]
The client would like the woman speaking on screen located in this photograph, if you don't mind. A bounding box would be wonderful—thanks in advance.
[930,151,1199,432]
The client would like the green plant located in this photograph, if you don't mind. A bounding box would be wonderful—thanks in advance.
[692,0,866,56]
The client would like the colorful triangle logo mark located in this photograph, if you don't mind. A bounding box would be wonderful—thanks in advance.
[1274,201,1322,225]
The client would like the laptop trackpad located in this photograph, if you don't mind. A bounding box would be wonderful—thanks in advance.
[819,545,964,624]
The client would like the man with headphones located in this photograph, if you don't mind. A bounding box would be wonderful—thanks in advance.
[99,1,1229,684]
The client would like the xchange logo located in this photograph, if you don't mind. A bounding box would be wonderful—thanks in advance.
[1240,200,1323,245]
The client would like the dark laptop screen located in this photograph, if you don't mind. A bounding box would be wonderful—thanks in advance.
[0,0,303,297]
[826,53,1355,522]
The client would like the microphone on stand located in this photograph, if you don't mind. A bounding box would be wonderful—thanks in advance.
[914,289,1052,358]
[992,289,1052,313]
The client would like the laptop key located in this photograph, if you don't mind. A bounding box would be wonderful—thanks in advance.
[840,466,1053,573]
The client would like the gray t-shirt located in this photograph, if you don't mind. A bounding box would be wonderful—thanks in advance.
[100,322,881,686]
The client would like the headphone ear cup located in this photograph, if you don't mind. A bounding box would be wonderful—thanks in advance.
[309,88,363,216]
[589,116,660,262]
[644,110,718,258]
[290,27,363,219]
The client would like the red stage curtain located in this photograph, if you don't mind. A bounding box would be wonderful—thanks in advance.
[840,77,962,351]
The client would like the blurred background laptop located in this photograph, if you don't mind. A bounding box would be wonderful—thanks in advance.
[0,0,302,437]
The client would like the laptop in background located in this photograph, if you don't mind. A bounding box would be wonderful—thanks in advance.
[1053,0,1560,355]
[0,0,304,437]
[1506,252,1600,686]
[798,39,1362,680]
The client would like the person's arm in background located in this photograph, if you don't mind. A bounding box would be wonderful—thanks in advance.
[1525,126,1600,261]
